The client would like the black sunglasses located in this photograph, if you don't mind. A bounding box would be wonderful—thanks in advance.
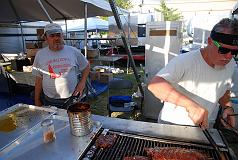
[213,40,238,56]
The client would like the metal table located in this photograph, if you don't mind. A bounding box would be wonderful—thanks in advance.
[0,105,102,160]
[9,71,35,86]
[0,104,55,153]
[92,56,122,68]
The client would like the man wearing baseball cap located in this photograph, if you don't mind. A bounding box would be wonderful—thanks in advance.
[32,23,90,108]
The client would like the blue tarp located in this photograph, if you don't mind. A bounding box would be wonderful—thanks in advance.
[0,81,108,111]
[0,93,34,111]
[89,80,108,97]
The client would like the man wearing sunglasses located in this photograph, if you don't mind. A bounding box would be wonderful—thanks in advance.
[148,18,238,129]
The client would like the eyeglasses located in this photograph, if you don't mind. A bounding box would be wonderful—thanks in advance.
[213,40,238,57]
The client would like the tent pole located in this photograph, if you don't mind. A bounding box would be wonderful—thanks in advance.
[19,22,25,54]
[108,0,144,96]
[84,2,88,58]
[127,12,131,74]
[37,0,53,23]
[65,19,68,38]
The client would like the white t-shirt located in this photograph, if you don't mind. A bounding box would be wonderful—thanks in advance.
[32,45,88,99]
[156,50,235,126]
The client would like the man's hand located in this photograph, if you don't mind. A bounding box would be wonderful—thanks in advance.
[221,107,236,128]
[73,81,86,96]
[187,104,208,129]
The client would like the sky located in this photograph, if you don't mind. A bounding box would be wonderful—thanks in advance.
[130,0,160,13]
[131,0,160,5]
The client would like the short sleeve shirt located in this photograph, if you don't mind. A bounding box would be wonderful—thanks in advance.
[32,45,88,99]
[156,50,235,125]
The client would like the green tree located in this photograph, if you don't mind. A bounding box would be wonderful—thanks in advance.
[107,0,133,10]
[155,0,183,21]
[101,0,133,20]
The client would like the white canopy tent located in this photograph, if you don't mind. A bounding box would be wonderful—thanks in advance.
[61,17,108,32]
[0,0,112,23]
[0,0,112,56]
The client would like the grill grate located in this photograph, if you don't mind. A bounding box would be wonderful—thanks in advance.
[81,130,230,160]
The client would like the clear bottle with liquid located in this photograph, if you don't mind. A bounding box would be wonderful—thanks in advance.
[41,119,56,143]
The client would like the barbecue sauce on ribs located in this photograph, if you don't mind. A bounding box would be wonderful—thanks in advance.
[124,156,150,160]
[145,147,208,160]
[96,134,117,148]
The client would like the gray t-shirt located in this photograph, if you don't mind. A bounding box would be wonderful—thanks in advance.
[32,45,88,99]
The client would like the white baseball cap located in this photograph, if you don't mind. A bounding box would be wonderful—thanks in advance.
[44,23,62,35]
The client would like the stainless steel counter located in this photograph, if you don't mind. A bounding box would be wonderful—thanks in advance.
[1,115,102,160]
[0,105,228,160]
[0,104,55,152]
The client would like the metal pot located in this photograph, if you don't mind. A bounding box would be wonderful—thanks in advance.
[67,102,92,136]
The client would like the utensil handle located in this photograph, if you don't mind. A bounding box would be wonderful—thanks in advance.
[199,125,224,160]
[61,95,78,110]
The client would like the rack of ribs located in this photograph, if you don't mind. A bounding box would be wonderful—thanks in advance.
[96,134,117,148]
[123,156,150,160]
[145,147,207,160]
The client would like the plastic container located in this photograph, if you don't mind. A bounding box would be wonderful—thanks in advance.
[41,119,56,143]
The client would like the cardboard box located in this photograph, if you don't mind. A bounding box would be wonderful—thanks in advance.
[90,71,100,81]
[99,72,113,83]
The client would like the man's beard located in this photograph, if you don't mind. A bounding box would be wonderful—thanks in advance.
[214,65,225,70]
[53,42,63,50]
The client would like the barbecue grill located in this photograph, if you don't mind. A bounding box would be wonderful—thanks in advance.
[1,106,236,160]
[81,129,231,160]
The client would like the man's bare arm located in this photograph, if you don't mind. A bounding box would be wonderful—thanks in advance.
[148,76,208,128]
[73,63,90,96]
[34,76,43,106]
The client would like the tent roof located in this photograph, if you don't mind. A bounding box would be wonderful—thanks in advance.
[62,17,108,32]
[0,0,112,23]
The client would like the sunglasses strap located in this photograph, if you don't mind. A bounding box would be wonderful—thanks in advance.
[211,30,238,46]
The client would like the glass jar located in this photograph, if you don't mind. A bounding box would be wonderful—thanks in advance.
[41,119,56,143]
